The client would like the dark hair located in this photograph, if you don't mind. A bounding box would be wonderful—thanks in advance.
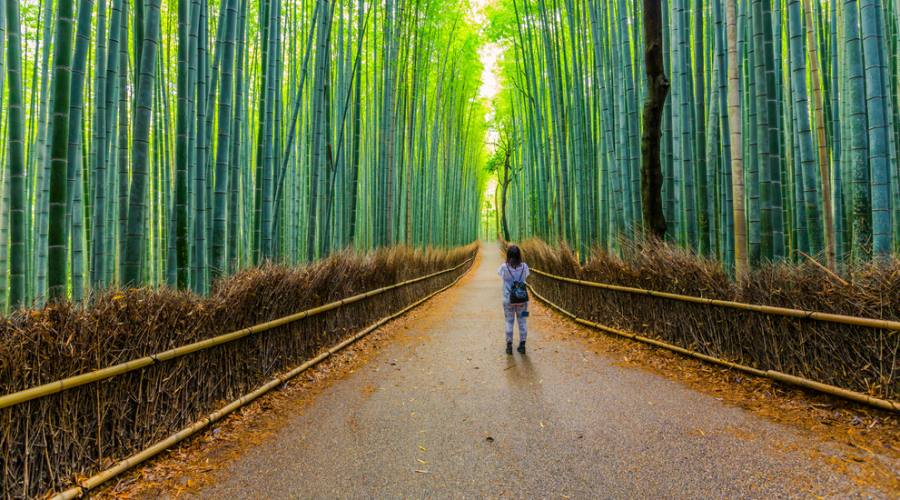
[506,245,522,268]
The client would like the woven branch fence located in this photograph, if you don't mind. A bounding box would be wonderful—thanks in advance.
[0,244,476,499]
[513,239,898,404]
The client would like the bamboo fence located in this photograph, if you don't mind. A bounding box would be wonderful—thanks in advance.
[527,283,899,412]
[0,245,476,498]
[49,257,474,499]
[525,260,898,408]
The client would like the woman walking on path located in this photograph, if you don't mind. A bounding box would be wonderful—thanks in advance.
[498,245,530,355]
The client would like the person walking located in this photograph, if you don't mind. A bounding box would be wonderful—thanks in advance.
[498,245,530,355]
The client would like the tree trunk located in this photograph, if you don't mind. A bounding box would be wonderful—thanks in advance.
[500,148,512,242]
[640,0,669,239]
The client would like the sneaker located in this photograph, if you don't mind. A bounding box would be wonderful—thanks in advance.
[517,342,526,354]
[506,342,513,355]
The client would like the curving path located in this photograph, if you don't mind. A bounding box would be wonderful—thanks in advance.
[193,246,882,498]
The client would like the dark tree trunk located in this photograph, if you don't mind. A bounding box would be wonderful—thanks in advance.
[640,0,669,238]
[500,149,512,242]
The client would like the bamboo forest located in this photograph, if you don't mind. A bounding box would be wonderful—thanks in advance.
[2,0,900,306]
[3,1,900,497]
[488,0,900,276]
[2,0,486,306]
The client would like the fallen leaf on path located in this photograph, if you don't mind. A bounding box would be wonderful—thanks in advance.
[418,445,428,452]
[414,470,430,474]
[417,458,428,464]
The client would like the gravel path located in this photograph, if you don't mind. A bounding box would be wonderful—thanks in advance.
[195,248,878,499]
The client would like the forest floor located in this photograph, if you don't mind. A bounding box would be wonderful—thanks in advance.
[97,245,899,499]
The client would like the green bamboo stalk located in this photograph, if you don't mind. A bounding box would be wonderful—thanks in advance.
[860,0,892,255]
[842,0,872,261]
[65,0,96,302]
[211,0,239,278]
[90,0,111,287]
[5,0,26,306]
[123,0,162,286]
[787,0,824,255]
[46,0,76,300]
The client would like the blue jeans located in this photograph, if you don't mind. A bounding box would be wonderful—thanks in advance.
[503,302,528,343]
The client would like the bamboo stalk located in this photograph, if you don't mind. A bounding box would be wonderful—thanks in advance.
[529,268,900,331]
[0,255,475,410]
[527,284,899,412]
[797,250,850,286]
[763,370,897,411]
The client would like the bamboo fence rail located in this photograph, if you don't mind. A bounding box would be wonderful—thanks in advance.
[530,268,900,332]
[527,273,899,412]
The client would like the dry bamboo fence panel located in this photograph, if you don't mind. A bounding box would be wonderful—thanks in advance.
[515,239,898,404]
[0,244,476,499]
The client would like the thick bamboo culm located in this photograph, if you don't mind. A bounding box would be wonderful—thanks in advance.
[530,268,900,332]
[528,284,900,412]
[51,262,474,500]
[0,257,473,411]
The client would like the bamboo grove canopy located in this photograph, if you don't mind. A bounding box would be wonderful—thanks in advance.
[485,0,900,272]
[4,0,900,307]
[1,0,490,306]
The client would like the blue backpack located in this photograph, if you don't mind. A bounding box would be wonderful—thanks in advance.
[507,265,529,304]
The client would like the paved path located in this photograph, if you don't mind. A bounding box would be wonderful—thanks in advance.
[196,247,875,498]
